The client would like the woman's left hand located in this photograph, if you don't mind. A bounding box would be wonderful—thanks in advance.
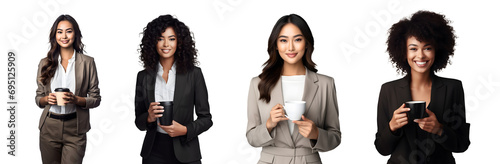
[293,115,319,140]
[414,109,443,136]
[63,92,85,106]
[158,120,187,137]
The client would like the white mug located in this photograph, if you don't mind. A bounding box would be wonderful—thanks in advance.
[283,101,306,120]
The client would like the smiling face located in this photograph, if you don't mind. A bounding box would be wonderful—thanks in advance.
[406,36,435,75]
[277,23,306,66]
[56,20,75,49]
[156,27,177,60]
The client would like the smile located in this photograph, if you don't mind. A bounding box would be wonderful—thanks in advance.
[161,49,171,53]
[286,53,297,58]
[414,61,428,67]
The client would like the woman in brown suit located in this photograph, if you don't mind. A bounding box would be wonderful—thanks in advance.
[35,15,101,164]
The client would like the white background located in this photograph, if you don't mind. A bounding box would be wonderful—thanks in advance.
[1,0,499,163]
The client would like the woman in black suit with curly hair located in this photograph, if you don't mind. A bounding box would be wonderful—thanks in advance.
[375,11,470,164]
[135,14,212,164]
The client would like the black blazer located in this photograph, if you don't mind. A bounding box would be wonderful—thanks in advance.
[135,67,212,163]
[375,74,470,164]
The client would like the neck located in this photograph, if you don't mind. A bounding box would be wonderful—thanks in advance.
[60,47,74,60]
[159,57,175,72]
[282,61,306,76]
[410,70,432,88]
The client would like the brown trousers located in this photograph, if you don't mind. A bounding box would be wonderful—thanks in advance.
[39,114,87,164]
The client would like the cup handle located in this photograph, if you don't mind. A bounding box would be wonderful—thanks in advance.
[282,105,289,118]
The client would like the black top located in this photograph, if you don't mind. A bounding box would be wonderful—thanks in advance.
[375,74,470,164]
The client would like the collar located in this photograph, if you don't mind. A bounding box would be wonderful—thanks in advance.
[157,62,176,76]
[58,50,76,63]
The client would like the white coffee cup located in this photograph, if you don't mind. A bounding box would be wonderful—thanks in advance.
[283,101,306,120]
[54,88,70,106]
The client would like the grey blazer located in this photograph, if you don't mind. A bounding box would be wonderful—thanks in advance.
[246,69,341,164]
[35,52,101,134]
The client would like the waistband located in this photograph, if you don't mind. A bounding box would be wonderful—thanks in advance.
[262,147,316,156]
[48,112,77,121]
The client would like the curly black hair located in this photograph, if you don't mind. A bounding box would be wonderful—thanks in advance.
[387,10,456,74]
[139,14,198,73]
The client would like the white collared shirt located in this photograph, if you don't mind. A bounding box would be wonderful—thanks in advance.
[282,72,306,135]
[155,62,176,134]
[49,51,76,114]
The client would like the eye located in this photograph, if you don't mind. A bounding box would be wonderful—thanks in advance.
[425,47,433,50]
[279,39,287,43]
[409,48,417,51]
[169,38,176,41]
[67,31,73,33]
[295,38,303,42]
[157,38,164,41]
[57,31,62,34]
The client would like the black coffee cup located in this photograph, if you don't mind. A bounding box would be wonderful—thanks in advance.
[158,101,173,126]
[405,101,426,121]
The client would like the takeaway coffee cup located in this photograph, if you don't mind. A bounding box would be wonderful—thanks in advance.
[158,101,174,126]
[283,101,306,121]
[405,101,426,120]
[54,88,70,106]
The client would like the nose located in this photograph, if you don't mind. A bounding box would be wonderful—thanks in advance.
[288,41,295,51]
[163,40,169,47]
[416,49,424,59]
[62,32,67,39]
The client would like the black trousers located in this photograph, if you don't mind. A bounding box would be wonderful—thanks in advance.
[143,132,182,164]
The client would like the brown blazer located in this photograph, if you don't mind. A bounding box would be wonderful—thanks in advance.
[246,69,341,164]
[375,74,470,164]
[35,52,101,134]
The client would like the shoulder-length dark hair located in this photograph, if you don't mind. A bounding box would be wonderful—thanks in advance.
[139,14,198,74]
[387,10,456,74]
[258,14,317,103]
[40,14,85,85]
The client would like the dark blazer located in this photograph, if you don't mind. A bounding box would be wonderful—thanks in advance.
[35,52,101,134]
[135,66,212,163]
[375,74,470,164]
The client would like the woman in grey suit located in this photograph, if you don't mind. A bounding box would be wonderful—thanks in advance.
[375,11,470,164]
[246,14,341,164]
[35,15,101,164]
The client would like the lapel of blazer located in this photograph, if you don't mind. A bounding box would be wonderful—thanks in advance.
[271,77,295,146]
[172,71,187,118]
[74,52,83,96]
[146,70,156,106]
[429,75,445,118]
[397,75,419,151]
[292,69,319,142]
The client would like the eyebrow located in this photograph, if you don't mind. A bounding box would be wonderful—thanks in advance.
[57,28,73,31]
[408,43,432,47]
[160,35,176,38]
[278,34,304,38]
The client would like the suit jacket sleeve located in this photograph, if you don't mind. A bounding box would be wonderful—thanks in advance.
[375,83,403,155]
[134,71,155,131]
[246,78,275,147]
[311,78,341,152]
[432,81,470,152]
[35,59,46,108]
[184,68,213,142]
[82,58,101,109]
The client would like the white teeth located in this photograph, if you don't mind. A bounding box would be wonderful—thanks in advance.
[162,50,170,53]
[416,61,427,65]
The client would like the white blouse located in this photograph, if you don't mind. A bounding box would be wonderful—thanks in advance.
[49,51,76,114]
[154,62,176,134]
[281,74,306,134]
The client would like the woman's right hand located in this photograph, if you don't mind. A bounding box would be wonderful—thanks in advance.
[46,93,57,105]
[266,103,289,132]
[389,103,410,132]
[147,102,164,123]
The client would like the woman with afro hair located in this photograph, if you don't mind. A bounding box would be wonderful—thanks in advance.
[135,14,212,164]
[374,11,470,164]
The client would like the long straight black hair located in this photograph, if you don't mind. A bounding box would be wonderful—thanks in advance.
[40,14,85,85]
[258,14,317,103]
